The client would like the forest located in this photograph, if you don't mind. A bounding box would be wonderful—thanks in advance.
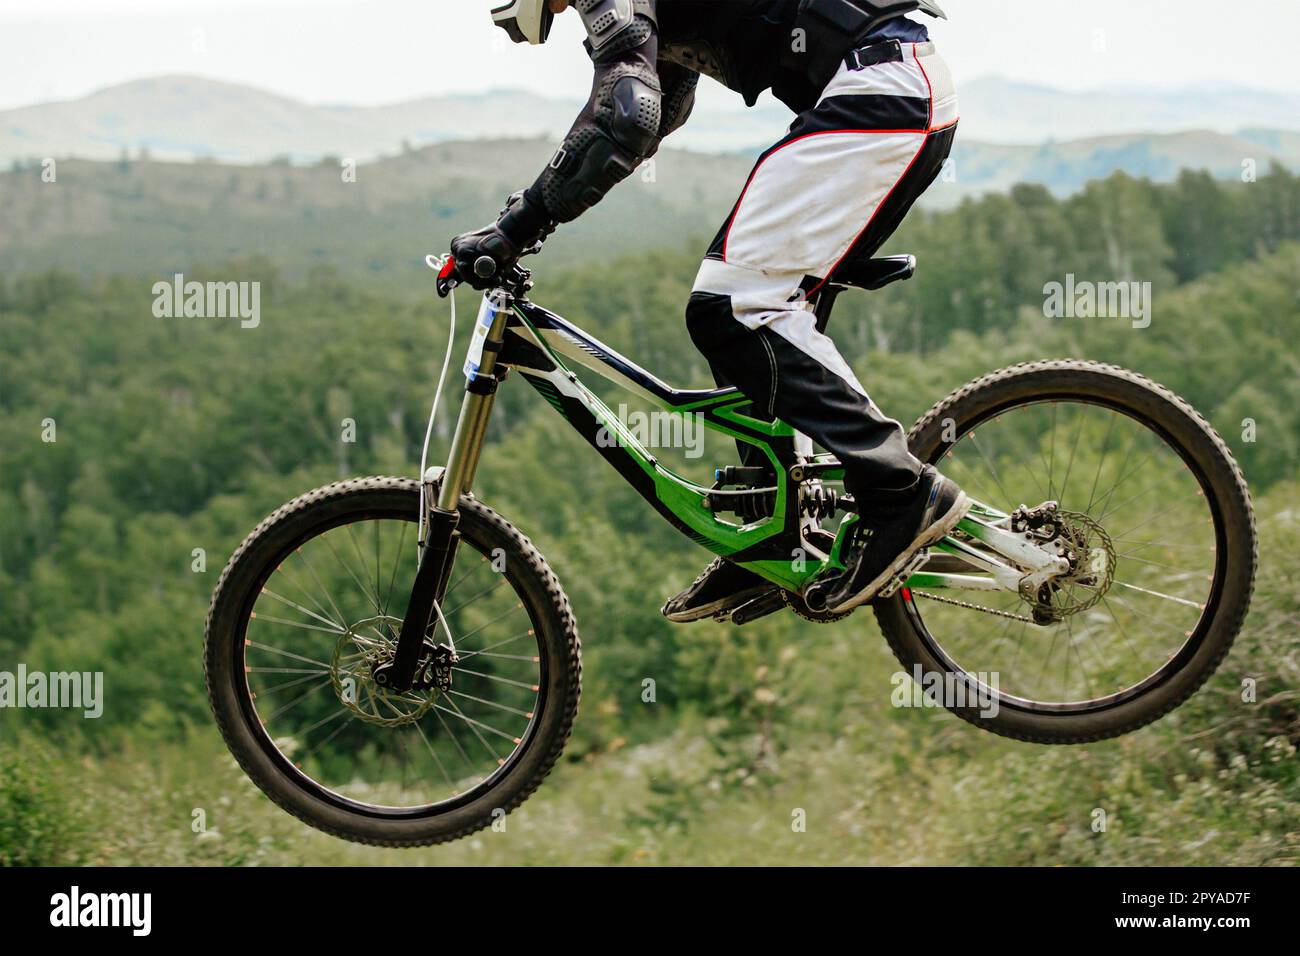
[0,162,1297,865]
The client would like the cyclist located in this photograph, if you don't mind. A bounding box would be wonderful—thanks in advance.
[451,0,969,619]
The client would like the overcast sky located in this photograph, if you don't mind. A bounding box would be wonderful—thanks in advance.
[1,0,1297,112]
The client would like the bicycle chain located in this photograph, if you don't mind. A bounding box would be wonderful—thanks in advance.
[911,589,1035,623]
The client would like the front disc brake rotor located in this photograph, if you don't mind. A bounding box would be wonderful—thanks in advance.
[330,615,435,727]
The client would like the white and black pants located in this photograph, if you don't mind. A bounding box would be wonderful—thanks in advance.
[686,40,958,527]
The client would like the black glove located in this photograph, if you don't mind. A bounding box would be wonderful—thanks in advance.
[448,191,555,291]
[449,222,522,290]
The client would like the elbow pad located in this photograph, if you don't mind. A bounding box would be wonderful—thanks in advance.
[602,68,663,156]
[531,63,663,222]
[528,6,661,223]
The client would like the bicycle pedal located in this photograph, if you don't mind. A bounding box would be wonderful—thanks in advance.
[722,589,786,626]
[879,548,929,600]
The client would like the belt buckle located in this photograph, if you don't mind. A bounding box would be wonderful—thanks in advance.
[850,38,901,70]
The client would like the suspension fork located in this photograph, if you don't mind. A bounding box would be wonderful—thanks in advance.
[375,290,513,693]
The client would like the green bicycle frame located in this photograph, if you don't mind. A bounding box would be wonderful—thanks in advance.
[433,288,1056,600]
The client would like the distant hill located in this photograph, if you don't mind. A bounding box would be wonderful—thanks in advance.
[4,75,1300,167]
[3,126,1295,296]
[0,75,791,164]
[0,139,749,295]
[956,77,1300,144]
[953,129,1294,197]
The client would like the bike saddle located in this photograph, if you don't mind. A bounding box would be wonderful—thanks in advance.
[813,255,917,332]
[829,254,916,292]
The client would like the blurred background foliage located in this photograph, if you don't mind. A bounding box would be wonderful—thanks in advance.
[0,166,1297,865]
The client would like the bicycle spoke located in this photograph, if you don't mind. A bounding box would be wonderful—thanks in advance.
[444,575,507,619]
[383,520,409,617]
[447,689,534,719]
[257,672,335,696]
[1112,580,1204,610]
[259,589,343,632]
[247,640,332,669]
[250,612,343,635]
[455,629,534,661]
[265,678,333,722]
[294,546,349,633]
[438,696,508,757]
[272,560,345,632]
[454,667,540,691]
[345,522,381,614]
[322,530,380,613]
[1084,412,1118,513]
[412,719,457,791]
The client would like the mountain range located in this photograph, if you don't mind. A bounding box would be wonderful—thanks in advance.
[3,75,1298,291]
[4,74,1299,165]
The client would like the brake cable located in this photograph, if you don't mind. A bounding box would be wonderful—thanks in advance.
[418,254,459,549]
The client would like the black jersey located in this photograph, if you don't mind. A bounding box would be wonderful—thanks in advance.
[511,0,933,238]
[655,0,800,107]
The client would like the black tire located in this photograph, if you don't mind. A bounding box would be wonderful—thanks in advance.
[873,361,1256,744]
[205,476,581,846]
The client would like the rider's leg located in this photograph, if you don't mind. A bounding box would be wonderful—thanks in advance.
[665,40,969,619]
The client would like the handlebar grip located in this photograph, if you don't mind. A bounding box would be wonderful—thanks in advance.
[474,256,498,278]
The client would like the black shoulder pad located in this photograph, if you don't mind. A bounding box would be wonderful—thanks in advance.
[576,0,655,53]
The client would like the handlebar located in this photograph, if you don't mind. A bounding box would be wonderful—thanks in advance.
[432,233,545,299]
[433,254,535,299]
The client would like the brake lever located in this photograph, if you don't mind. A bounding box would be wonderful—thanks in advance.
[429,254,460,298]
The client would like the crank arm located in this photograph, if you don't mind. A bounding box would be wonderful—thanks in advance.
[725,589,786,626]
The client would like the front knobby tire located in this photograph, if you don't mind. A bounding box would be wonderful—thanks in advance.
[204,477,581,846]
[873,361,1256,744]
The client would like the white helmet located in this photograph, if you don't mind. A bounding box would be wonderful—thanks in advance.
[492,0,555,45]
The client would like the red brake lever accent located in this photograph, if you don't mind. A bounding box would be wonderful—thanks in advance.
[438,256,457,280]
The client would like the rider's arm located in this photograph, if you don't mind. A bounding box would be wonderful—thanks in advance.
[507,0,680,241]
[456,2,695,283]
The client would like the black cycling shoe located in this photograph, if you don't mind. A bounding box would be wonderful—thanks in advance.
[661,557,775,623]
[820,466,970,614]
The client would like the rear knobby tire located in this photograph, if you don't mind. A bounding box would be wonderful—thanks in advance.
[873,361,1256,744]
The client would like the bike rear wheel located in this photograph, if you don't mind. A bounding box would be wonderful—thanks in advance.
[205,476,580,846]
[873,361,1255,743]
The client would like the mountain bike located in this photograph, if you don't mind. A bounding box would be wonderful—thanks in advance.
[205,248,1256,846]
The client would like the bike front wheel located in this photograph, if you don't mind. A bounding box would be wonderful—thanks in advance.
[874,361,1256,744]
[205,476,580,846]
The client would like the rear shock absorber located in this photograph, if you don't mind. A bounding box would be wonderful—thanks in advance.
[799,484,841,520]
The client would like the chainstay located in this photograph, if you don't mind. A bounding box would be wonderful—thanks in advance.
[911,589,1035,623]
